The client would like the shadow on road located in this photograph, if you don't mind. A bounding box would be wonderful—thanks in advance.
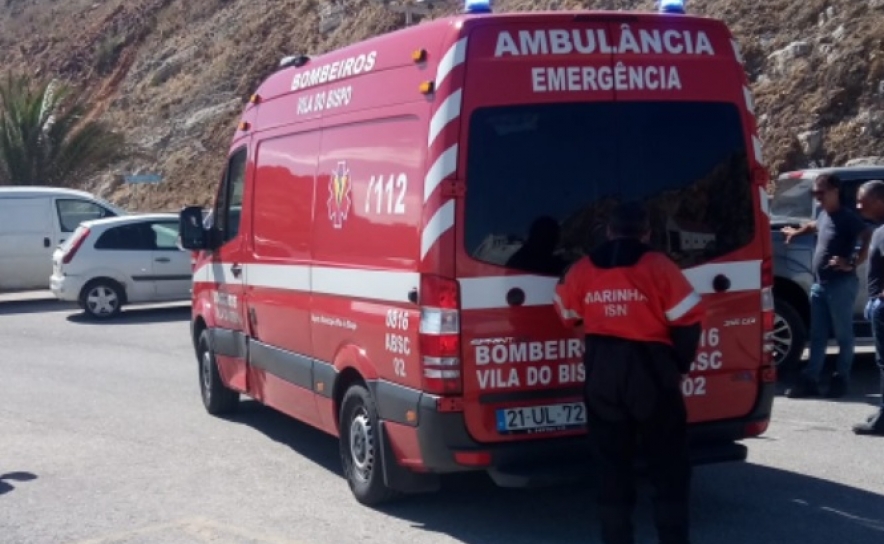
[0,299,77,316]
[372,462,884,544]
[0,472,38,496]
[218,401,884,544]
[223,400,342,475]
[65,304,191,326]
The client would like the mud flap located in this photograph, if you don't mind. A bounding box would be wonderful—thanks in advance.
[378,421,441,495]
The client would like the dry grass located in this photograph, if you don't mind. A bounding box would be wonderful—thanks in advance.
[2,0,884,210]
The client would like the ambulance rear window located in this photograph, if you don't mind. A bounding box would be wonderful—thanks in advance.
[463,101,755,274]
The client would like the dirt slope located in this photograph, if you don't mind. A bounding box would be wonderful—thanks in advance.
[2,0,884,210]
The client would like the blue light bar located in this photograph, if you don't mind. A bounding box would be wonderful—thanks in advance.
[464,0,492,14]
[658,0,686,14]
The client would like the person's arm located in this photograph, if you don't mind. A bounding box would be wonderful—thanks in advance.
[782,220,817,242]
[554,260,585,330]
[853,228,872,268]
[652,255,706,374]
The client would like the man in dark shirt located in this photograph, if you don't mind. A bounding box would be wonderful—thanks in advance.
[782,173,872,398]
[854,180,884,435]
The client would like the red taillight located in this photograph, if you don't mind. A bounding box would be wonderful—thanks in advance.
[419,275,462,395]
[787,171,804,179]
[62,228,90,264]
[745,419,770,438]
[761,257,773,288]
[454,451,491,466]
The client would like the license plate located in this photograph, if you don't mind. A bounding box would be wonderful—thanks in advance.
[496,402,587,434]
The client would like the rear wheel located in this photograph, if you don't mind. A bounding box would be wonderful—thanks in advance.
[339,384,399,505]
[80,279,123,319]
[772,298,807,373]
[197,330,239,415]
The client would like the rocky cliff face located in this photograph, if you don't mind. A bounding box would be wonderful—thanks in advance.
[2,0,883,210]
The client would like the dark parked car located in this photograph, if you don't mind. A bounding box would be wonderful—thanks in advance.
[769,165,884,370]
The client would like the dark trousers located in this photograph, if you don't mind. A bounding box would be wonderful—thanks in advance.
[864,298,884,408]
[587,390,692,544]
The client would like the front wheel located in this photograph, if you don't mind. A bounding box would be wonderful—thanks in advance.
[197,330,239,415]
[338,385,399,505]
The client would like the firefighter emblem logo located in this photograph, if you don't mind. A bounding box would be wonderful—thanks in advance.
[327,161,352,229]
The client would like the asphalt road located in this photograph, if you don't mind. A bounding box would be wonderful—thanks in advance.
[1,293,883,544]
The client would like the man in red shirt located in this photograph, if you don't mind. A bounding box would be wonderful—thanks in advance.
[555,201,705,544]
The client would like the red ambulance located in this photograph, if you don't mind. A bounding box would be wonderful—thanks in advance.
[178,0,776,505]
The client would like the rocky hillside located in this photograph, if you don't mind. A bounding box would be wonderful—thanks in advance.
[2,0,884,210]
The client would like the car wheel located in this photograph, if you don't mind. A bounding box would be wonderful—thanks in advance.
[339,384,400,506]
[197,329,239,415]
[772,298,807,373]
[80,280,123,319]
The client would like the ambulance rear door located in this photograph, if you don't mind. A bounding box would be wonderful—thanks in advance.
[455,17,619,445]
[607,18,766,424]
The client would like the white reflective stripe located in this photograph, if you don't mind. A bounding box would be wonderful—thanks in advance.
[193,259,763,309]
[421,199,455,259]
[731,39,744,63]
[312,266,418,302]
[193,262,239,284]
[428,89,462,149]
[460,275,559,310]
[743,86,755,115]
[423,144,458,203]
[193,263,419,304]
[435,37,468,89]
[753,135,765,164]
[759,186,771,218]
[681,259,761,292]
[553,293,580,320]
[458,260,762,311]
[246,263,310,291]
[666,291,702,322]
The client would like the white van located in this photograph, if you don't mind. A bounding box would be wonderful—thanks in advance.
[0,186,127,291]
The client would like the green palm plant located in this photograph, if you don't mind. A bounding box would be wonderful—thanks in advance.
[0,72,126,186]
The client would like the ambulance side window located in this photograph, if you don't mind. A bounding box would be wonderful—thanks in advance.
[214,147,247,245]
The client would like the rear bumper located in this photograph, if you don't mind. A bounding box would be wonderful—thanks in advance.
[403,380,775,486]
[50,274,85,303]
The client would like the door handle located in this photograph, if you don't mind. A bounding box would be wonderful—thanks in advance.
[231,263,243,277]
[155,257,171,263]
[43,237,50,248]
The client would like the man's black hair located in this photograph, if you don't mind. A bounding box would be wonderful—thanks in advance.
[859,179,884,202]
[608,201,650,238]
[816,172,841,190]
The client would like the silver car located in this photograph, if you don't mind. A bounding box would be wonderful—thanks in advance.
[769,166,883,370]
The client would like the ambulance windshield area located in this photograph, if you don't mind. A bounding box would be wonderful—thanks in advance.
[464,101,756,275]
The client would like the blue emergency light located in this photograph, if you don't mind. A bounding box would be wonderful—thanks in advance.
[464,0,492,14]
[658,0,686,14]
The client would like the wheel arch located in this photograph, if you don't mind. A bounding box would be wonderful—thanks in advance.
[774,277,810,328]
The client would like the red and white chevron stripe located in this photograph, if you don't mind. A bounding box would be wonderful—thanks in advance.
[420,37,469,266]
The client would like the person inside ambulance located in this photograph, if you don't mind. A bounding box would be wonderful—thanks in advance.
[554,201,705,544]
[505,215,568,276]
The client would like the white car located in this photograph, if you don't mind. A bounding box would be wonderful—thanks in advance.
[50,213,192,318]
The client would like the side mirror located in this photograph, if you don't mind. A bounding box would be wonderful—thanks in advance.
[179,205,209,250]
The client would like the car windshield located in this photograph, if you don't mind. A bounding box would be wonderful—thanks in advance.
[770,177,814,219]
[463,101,756,272]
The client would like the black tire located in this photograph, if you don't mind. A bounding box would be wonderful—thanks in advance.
[772,298,808,374]
[196,329,239,415]
[79,279,124,319]
[338,385,400,505]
